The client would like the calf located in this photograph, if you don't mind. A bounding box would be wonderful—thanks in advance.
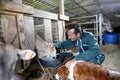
[55,61,120,80]
[0,43,36,80]
[35,34,56,59]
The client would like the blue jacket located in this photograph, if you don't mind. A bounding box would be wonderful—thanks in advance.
[54,30,105,64]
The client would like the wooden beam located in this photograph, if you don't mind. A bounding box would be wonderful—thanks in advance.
[0,0,22,5]
[34,9,58,20]
[24,0,33,3]
[0,11,18,15]
[0,0,34,14]
[33,9,69,21]
[59,14,69,21]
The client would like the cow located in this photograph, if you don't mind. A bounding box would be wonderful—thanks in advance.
[55,61,120,80]
[35,34,73,67]
[0,43,36,80]
[35,34,56,60]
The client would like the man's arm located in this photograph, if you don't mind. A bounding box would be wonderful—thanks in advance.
[54,39,77,49]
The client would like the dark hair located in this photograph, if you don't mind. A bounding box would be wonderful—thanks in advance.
[65,23,81,35]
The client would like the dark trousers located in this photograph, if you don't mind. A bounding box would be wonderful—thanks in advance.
[39,52,73,67]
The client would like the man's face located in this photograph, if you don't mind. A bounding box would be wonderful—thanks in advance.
[67,29,80,41]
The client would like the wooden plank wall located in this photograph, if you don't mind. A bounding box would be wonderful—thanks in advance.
[23,16,35,50]
[1,14,20,48]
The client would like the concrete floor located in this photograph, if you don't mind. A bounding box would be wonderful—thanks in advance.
[101,44,120,72]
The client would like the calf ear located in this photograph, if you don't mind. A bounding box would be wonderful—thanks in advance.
[17,49,36,60]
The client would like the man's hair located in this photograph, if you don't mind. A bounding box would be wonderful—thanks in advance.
[65,23,82,35]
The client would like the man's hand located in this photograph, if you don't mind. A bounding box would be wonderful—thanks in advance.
[65,59,76,68]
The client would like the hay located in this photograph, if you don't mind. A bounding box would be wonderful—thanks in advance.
[101,44,120,54]
[100,44,120,72]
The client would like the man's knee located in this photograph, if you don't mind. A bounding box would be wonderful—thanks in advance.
[97,54,105,65]
[90,54,105,65]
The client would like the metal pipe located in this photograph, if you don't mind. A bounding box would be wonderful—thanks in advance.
[71,15,97,19]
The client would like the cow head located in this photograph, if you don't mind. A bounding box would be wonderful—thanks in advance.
[35,34,56,59]
[0,43,36,80]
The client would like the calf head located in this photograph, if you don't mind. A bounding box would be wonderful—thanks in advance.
[0,43,36,80]
[35,34,56,60]
[55,65,69,80]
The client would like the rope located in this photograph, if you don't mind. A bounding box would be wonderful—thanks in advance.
[36,57,54,79]
[35,57,46,73]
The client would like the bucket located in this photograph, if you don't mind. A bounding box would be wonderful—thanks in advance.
[102,33,119,45]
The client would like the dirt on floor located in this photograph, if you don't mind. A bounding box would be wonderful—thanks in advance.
[100,44,120,72]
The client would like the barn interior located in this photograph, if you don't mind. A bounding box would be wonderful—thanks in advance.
[0,0,120,80]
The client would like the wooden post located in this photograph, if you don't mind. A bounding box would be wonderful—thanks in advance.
[59,0,64,15]
[58,20,65,41]
[59,0,69,20]
[43,19,53,43]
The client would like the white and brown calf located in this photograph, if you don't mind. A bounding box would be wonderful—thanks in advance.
[55,61,120,80]
[0,43,36,80]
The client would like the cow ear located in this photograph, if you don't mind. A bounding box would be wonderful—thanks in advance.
[17,50,36,60]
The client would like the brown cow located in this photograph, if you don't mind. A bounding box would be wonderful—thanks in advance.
[0,43,36,80]
[55,61,120,80]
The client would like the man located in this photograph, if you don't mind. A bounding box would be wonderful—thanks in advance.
[47,23,105,68]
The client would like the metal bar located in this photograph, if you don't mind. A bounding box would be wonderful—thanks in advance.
[95,15,99,41]
[71,15,97,19]
[98,13,103,45]
[78,21,98,25]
